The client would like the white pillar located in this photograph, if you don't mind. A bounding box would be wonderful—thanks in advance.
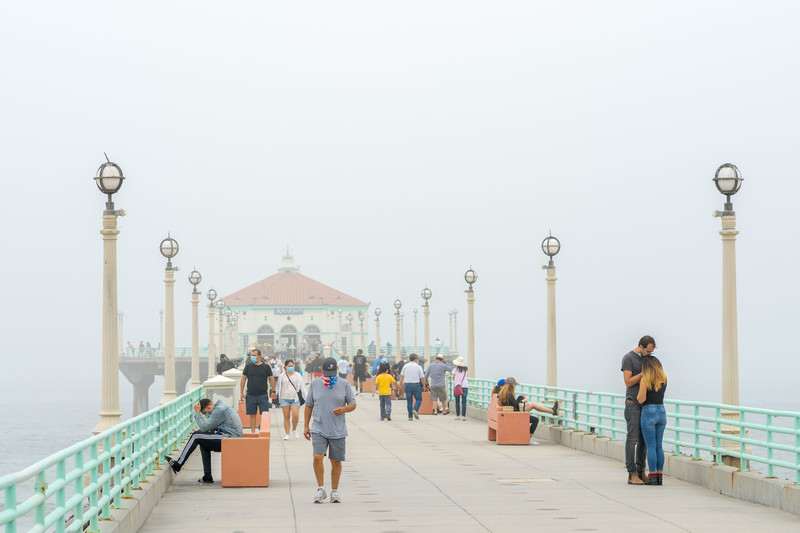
[207,305,216,377]
[375,317,381,360]
[720,214,740,405]
[395,312,401,364]
[223,367,244,405]
[423,304,431,367]
[93,213,122,434]
[190,290,200,390]
[160,267,177,404]
[218,312,224,356]
[466,288,475,378]
[360,321,366,354]
[203,375,236,406]
[413,312,418,351]
[545,264,558,388]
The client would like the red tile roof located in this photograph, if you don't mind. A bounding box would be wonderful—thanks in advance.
[220,271,367,308]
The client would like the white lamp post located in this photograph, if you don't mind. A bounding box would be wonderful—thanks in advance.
[413,308,418,350]
[421,287,432,367]
[452,309,459,356]
[358,311,366,354]
[188,269,202,389]
[464,269,477,378]
[92,157,126,434]
[542,235,561,388]
[216,299,225,359]
[394,299,402,363]
[224,307,233,356]
[346,312,353,358]
[374,308,382,360]
[207,288,217,377]
[159,235,179,404]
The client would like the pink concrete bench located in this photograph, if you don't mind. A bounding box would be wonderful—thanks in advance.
[487,394,530,445]
[223,412,270,487]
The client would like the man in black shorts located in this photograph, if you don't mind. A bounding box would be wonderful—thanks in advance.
[240,348,276,433]
[351,349,368,395]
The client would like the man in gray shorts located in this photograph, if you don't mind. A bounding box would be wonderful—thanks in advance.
[304,357,356,503]
[424,354,453,415]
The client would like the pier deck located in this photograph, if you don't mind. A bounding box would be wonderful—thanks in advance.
[140,396,800,532]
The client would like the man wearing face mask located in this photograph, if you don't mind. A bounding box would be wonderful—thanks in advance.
[276,359,307,440]
[621,335,656,485]
[241,348,276,433]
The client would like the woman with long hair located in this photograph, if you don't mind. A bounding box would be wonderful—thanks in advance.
[451,357,469,421]
[637,356,667,485]
[275,359,307,440]
[496,377,559,445]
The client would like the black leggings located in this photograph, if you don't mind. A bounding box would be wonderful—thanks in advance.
[530,414,539,435]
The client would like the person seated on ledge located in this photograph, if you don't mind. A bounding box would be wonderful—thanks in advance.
[496,377,559,446]
[164,398,243,483]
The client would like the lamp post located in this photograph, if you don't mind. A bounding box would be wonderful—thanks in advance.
[92,157,126,434]
[421,288,432,367]
[207,288,217,377]
[464,269,477,378]
[216,299,225,358]
[159,235,179,404]
[159,308,164,356]
[400,312,405,354]
[452,309,459,356]
[224,307,233,356]
[346,313,353,358]
[358,311,366,354]
[188,269,202,389]
[542,235,561,388]
[394,299,402,364]
[374,308,382,360]
[413,308,418,350]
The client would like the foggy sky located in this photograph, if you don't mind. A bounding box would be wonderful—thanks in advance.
[2,1,799,411]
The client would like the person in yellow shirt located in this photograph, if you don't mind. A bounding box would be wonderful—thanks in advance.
[372,360,396,421]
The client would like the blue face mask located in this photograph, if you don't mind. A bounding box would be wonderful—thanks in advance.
[286,366,294,373]
[250,356,258,363]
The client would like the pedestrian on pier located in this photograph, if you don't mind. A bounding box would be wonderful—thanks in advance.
[304,357,357,503]
[241,348,276,433]
[216,354,234,374]
[451,356,469,421]
[373,364,396,421]
[352,349,368,395]
[399,353,427,420]
[276,359,307,440]
[311,353,324,379]
[425,354,453,415]
[621,335,656,485]
[497,378,558,446]
[637,356,667,486]
[337,356,349,378]
[164,398,243,483]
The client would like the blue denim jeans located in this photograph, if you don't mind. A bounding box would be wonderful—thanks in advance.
[454,388,469,416]
[379,395,392,419]
[640,404,667,472]
[405,383,422,417]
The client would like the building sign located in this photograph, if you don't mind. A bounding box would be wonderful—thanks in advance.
[274,308,304,315]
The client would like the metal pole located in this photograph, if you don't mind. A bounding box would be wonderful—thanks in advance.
[395,312,401,365]
[160,266,177,404]
[546,263,558,387]
[375,317,381,361]
[189,289,200,389]
[466,288,475,378]
[423,304,431,367]
[93,211,122,434]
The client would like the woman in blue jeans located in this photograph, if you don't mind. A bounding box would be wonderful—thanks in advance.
[451,357,469,420]
[637,356,668,486]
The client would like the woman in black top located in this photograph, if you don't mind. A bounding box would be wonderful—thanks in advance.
[637,356,668,485]
[496,377,559,446]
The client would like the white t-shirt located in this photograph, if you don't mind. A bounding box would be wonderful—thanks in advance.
[400,361,425,383]
[337,359,349,374]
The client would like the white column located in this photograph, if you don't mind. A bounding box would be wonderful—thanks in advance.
[360,321,366,354]
[375,317,381,360]
[93,213,122,434]
[545,265,558,387]
[466,288,475,378]
[160,267,177,404]
[207,305,216,377]
[395,312,401,364]
[423,304,431,367]
[189,290,200,390]
[218,312,224,356]
[720,214,740,405]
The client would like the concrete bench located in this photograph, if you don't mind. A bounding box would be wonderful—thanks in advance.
[487,394,530,445]
[222,413,271,487]
[237,399,262,428]
[362,378,376,393]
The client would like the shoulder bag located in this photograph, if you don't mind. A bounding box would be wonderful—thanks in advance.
[286,373,305,406]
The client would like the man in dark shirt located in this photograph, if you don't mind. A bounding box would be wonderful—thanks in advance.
[311,353,324,378]
[392,355,408,399]
[352,349,368,395]
[621,335,656,485]
[216,354,235,375]
[241,349,276,433]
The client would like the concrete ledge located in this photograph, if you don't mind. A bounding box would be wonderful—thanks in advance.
[581,434,596,454]
[709,464,738,497]
[735,472,793,508]
[100,464,174,533]
[533,423,552,441]
[595,437,610,458]
[560,428,574,448]
[607,440,625,463]
[687,459,713,489]
[782,483,800,515]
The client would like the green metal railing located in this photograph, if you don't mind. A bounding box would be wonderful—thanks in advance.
[0,388,203,533]
[455,379,800,483]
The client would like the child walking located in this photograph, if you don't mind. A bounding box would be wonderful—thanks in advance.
[373,365,396,421]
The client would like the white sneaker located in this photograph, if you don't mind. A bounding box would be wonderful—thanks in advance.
[330,489,341,503]
[454,416,461,421]
[294,430,300,439]
[530,438,540,446]
[284,434,290,440]
[313,487,327,503]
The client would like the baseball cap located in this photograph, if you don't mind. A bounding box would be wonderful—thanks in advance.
[381,357,388,364]
[322,357,338,377]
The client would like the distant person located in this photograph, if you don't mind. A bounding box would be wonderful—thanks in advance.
[434,337,443,356]
[373,364,396,421]
[138,340,145,356]
[497,377,558,446]
[304,357,357,503]
[371,356,381,376]
[637,356,667,486]
[399,353,427,420]
[352,349,368,395]
[337,356,349,378]
[311,353,324,379]
[164,398,242,483]
[216,354,235,374]
[240,349,276,433]
[424,355,453,415]
[621,335,656,485]
[276,359,307,440]
[392,355,408,399]
[451,356,469,421]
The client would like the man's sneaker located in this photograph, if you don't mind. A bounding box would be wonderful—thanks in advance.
[380,417,385,421]
[197,475,213,483]
[330,489,341,503]
[412,410,419,419]
[529,438,540,446]
[313,487,327,503]
[454,416,461,421]
[408,417,413,421]
[164,456,181,474]
[284,434,290,440]
[294,430,300,439]
[386,414,391,421]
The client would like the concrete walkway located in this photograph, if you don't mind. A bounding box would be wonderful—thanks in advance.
[140,395,800,533]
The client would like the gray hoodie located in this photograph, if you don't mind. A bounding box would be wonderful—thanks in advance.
[193,400,243,438]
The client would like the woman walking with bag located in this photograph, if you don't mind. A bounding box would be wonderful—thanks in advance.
[276,359,307,440]
[452,357,469,421]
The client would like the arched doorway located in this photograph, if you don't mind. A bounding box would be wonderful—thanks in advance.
[257,325,274,355]
[280,325,298,357]
[302,324,321,354]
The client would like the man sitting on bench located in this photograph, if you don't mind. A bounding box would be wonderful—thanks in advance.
[165,398,243,483]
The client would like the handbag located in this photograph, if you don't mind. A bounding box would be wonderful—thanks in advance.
[454,384,463,397]
[286,373,305,406]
